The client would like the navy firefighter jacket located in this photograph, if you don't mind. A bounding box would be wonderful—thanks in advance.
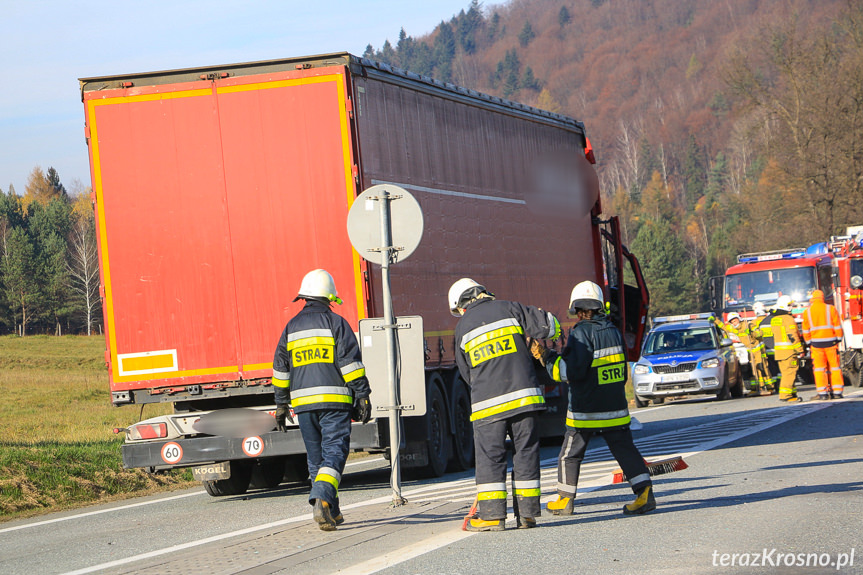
[454,297,560,427]
[271,300,370,414]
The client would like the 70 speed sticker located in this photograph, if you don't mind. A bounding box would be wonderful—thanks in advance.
[242,436,265,457]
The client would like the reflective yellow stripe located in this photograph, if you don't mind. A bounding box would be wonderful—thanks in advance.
[292,394,353,406]
[566,415,631,428]
[515,488,541,497]
[551,357,563,382]
[478,491,508,500]
[287,336,335,350]
[470,395,545,422]
[342,368,366,383]
[591,353,626,367]
[272,377,290,389]
[464,325,524,353]
[315,472,340,493]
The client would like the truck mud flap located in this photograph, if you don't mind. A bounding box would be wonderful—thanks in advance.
[123,422,382,469]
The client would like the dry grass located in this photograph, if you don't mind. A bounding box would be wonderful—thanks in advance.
[0,335,196,521]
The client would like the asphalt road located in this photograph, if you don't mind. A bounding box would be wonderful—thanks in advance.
[2,386,862,575]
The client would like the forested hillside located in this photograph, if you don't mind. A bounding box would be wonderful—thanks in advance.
[2,0,861,334]
[365,0,863,314]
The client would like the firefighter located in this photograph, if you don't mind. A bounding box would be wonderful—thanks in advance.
[533,281,655,517]
[711,312,771,395]
[762,295,804,402]
[801,289,844,400]
[272,269,372,531]
[449,278,561,531]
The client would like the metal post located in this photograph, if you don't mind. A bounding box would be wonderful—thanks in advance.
[378,189,406,506]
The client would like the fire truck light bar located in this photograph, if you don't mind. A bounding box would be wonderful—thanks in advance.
[737,250,806,263]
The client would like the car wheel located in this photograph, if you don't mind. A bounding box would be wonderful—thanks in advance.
[730,365,744,398]
[716,368,732,401]
[651,397,665,405]
[634,394,649,408]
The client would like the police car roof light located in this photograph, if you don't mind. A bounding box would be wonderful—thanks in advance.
[652,312,713,325]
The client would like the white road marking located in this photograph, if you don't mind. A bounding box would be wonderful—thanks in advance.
[56,393,861,575]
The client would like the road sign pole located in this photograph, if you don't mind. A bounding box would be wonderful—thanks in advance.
[379,189,406,506]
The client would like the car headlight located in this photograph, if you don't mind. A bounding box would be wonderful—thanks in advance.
[633,364,651,374]
[701,358,720,369]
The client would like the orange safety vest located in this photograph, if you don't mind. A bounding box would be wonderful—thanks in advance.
[801,299,843,347]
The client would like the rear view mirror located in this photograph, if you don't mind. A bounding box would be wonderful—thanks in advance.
[720,338,733,347]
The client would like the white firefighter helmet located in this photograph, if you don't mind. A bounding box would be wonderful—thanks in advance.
[448,278,488,317]
[294,269,342,304]
[752,302,766,316]
[569,280,604,312]
[774,295,793,312]
[727,312,741,323]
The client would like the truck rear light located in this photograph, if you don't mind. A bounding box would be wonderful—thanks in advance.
[128,422,168,440]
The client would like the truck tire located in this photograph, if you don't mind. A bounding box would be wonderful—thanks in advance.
[282,454,310,484]
[202,460,253,496]
[418,382,450,478]
[447,379,474,472]
[249,457,286,490]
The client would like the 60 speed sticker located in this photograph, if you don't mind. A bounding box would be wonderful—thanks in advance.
[242,436,265,457]
[161,442,183,464]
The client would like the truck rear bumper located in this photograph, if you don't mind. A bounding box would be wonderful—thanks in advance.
[122,422,383,469]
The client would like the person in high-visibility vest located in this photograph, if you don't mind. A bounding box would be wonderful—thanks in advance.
[763,296,804,402]
[801,289,844,400]
[533,281,655,516]
[711,312,772,395]
[450,278,561,531]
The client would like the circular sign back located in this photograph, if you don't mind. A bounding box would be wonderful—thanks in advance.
[347,184,424,265]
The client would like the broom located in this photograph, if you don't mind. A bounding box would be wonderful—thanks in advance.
[461,496,479,531]
[611,456,688,484]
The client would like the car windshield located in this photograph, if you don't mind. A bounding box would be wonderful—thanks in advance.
[643,327,716,356]
[724,267,816,310]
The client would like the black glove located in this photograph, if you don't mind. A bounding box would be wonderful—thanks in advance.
[275,404,293,431]
[352,396,371,424]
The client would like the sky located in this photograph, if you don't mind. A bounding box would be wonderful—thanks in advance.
[1,0,493,195]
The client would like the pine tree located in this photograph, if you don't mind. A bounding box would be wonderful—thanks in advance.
[518,21,536,48]
[559,6,572,28]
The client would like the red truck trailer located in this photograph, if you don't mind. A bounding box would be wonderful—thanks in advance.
[80,53,648,495]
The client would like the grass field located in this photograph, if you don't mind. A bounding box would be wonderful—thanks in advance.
[0,335,195,521]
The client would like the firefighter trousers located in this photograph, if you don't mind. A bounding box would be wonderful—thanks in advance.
[811,345,843,396]
[749,347,770,388]
[557,426,651,497]
[297,409,351,510]
[474,412,541,521]
[776,355,800,398]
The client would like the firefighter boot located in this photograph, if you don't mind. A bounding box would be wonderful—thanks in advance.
[779,394,802,403]
[547,495,573,515]
[332,499,345,526]
[623,486,656,515]
[465,518,505,532]
[313,499,338,531]
[517,517,537,529]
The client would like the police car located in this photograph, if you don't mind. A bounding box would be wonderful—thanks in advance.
[631,313,743,407]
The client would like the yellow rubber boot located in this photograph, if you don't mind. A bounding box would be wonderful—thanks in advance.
[547,495,573,516]
[623,486,656,515]
[465,518,505,532]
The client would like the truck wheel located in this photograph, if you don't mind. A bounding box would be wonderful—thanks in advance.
[282,454,310,484]
[858,367,863,389]
[418,383,450,478]
[447,379,474,472]
[202,460,252,496]
[249,457,286,490]
[730,365,744,398]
